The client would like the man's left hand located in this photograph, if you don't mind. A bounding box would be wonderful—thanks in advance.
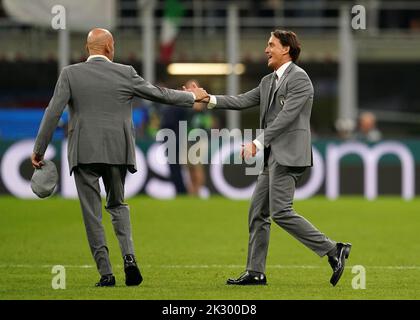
[241,142,257,159]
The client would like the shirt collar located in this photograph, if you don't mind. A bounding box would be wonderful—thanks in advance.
[86,54,112,62]
[275,61,292,80]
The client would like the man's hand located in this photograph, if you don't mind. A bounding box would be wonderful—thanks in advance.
[240,142,257,160]
[183,81,209,102]
[31,153,44,169]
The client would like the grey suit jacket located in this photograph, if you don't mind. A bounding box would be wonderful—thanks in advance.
[33,57,194,174]
[213,62,313,167]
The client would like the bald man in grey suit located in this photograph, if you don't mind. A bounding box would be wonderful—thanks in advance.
[199,30,351,286]
[32,28,208,287]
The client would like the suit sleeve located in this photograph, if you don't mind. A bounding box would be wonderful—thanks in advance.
[130,66,194,107]
[33,68,71,156]
[255,73,312,147]
[211,86,260,110]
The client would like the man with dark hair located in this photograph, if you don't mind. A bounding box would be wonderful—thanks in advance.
[194,30,351,286]
[271,30,301,62]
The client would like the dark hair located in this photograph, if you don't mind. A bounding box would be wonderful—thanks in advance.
[271,30,301,62]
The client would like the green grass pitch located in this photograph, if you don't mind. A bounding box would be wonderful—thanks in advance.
[0,196,419,300]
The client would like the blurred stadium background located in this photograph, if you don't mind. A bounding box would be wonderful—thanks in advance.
[1,0,420,300]
[0,0,420,199]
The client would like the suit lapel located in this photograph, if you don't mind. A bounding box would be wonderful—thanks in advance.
[260,74,275,128]
[261,63,295,128]
[268,62,294,108]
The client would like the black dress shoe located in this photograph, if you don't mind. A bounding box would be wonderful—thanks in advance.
[95,275,115,287]
[328,243,352,286]
[124,254,143,286]
[226,271,267,285]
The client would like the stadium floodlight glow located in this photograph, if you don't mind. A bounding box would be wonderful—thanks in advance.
[167,63,246,75]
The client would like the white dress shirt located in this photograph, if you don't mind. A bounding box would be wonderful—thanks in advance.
[273,61,292,87]
[86,54,112,62]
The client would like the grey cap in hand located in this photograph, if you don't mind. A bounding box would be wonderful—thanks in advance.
[31,160,58,198]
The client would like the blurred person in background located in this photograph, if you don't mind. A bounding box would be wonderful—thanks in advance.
[355,111,382,142]
[31,28,208,287]
[157,81,189,195]
[184,79,212,199]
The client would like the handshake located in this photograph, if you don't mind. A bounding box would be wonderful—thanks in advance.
[182,81,210,111]
[181,80,257,160]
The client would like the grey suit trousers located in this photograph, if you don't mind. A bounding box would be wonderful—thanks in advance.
[246,153,336,273]
[73,164,134,276]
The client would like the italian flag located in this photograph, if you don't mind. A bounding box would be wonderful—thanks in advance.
[160,0,185,63]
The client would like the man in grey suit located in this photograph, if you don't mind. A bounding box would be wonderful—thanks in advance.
[31,28,208,287]
[198,30,351,286]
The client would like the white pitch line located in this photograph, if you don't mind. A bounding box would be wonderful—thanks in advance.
[1,264,420,270]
